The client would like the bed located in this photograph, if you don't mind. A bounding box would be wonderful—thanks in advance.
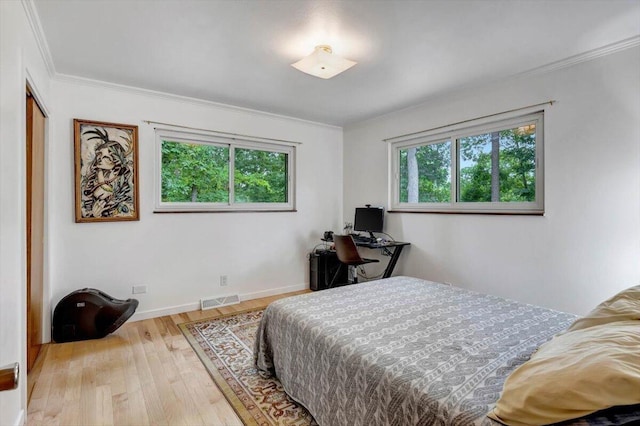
[254,276,640,425]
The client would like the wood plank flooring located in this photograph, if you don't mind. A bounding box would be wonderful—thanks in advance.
[27,290,308,426]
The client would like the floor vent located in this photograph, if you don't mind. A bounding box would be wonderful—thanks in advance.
[200,294,240,310]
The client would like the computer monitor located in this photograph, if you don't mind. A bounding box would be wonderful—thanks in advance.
[354,207,384,239]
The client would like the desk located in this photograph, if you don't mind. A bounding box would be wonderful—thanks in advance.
[310,239,411,291]
[354,240,410,278]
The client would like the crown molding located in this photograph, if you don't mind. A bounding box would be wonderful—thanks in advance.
[52,73,342,130]
[348,35,640,128]
[22,0,56,77]
[516,35,640,79]
[20,0,638,128]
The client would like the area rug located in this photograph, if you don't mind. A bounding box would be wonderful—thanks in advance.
[179,309,316,426]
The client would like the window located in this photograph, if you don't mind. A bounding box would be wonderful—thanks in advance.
[155,129,295,212]
[390,112,543,214]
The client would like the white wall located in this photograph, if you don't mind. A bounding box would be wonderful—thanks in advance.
[48,78,343,322]
[0,2,52,425]
[343,46,640,315]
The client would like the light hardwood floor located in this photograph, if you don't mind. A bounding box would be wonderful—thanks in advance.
[27,290,308,426]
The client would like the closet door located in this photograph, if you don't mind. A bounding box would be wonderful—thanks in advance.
[26,92,45,371]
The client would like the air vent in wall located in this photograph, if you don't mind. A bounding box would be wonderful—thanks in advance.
[200,294,240,310]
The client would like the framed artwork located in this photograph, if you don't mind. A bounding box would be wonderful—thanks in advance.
[74,119,139,223]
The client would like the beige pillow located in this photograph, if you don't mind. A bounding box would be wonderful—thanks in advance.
[566,285,640,332]
[488,320,640,426]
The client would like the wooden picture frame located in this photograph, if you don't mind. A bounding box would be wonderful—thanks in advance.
[74,119,139,223]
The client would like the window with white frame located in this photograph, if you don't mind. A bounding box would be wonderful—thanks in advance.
[155,129,296,212]
[390,111,543,214]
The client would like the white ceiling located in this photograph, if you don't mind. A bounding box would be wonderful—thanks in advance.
[34,0,640,126]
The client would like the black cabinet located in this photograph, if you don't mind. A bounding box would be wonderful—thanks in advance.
[309,250,348,291]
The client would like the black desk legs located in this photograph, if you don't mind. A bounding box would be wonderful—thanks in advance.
[382,245,405,278]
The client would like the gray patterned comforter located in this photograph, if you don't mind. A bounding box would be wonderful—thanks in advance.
[254,276,574,425]
[254,276,640,425]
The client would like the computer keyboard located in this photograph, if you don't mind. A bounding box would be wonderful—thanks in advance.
[351,235,375,244]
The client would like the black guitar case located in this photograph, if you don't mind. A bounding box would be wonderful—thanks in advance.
[52,288,138,343]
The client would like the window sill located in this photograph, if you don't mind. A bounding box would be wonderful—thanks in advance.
[153,209,297,214]
[388,209,544,216]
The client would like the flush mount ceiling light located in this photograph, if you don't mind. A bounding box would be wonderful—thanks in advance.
[291,45,357,79]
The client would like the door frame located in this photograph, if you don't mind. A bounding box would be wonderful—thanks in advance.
[25,70,51,349]
[0,31,52,426]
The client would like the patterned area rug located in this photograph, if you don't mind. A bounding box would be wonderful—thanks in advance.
[179,309,316,426]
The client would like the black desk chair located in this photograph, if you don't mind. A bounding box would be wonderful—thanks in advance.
[329,235,380,287]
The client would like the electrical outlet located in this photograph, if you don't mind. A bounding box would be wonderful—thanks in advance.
[220,275,228,287]
[132,285,147,294]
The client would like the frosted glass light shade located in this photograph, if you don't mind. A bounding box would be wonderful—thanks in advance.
[291,45,357,79]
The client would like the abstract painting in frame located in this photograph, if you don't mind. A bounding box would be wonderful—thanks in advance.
[74,119,139,223]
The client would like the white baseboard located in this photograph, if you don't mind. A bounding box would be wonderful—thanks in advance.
[129,283,308,322]
[239,283,308,301]
[130,301,201,322]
